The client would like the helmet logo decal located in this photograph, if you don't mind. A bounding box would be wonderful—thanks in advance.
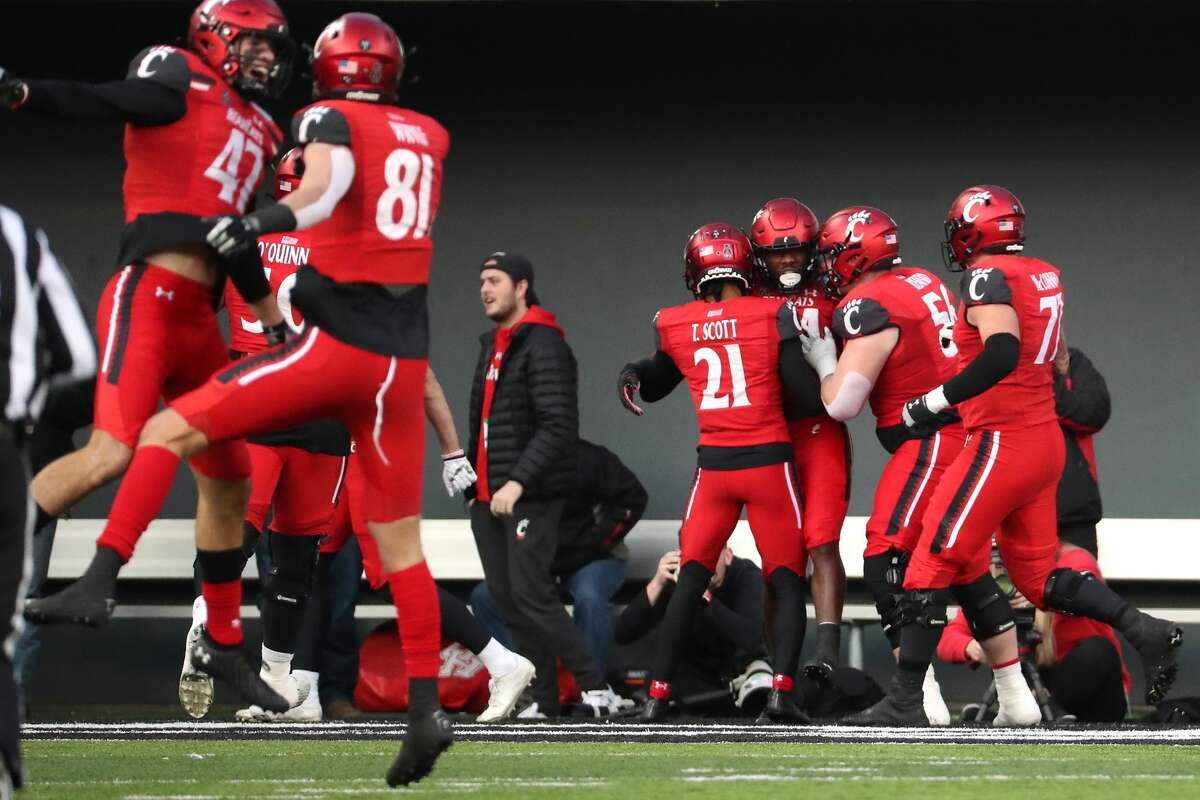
[962,191,992,223]
[722,243,734,259]
[359,38,372,51]
[846,210,871,243]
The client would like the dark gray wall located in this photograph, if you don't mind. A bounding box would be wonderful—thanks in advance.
[2,1,1197,522]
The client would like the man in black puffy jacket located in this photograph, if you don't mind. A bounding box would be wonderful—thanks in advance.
[467,252,628,717]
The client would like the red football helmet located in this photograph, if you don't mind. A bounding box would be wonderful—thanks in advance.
[749,198,820,292]
[683,223,755,299]
[815,206,901,298]
[312,13,405,101]
[274,147,303,200]
[942,184,1026,271]
[188,0,294,99]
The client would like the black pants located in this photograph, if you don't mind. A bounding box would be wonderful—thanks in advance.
[0,443,31,789]
[471,498,602,713]
[1046,635,1127,723]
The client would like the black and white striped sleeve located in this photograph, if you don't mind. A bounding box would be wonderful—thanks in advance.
[33,228,95,387]
[0,206,95,422]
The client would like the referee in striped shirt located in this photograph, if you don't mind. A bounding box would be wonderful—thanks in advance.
[0,205,94,795]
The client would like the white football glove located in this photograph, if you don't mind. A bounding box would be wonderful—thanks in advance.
[800,326,838,381]
[441,449,477,496]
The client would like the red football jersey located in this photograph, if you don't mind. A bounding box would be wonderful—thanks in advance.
[224,232,310,354]
[655,295,798,448]
[953,254,1064,431]
[122,46,282,222]
[833,267,960,427]
[755,285,839,422]
[292,99,450,285]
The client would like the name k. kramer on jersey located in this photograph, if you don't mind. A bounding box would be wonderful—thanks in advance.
[691,318,739,342]
[1030,271,1059,292]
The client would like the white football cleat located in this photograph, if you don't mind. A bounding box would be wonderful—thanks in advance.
[477,655,536,722]
[579,685,634,717]
[178,596,214,719]
[922,665,952,727]
[515,701,547,719]
[235,671,316,722]
[994,693,1042,727]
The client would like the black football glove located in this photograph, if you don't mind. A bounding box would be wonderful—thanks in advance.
[206,215,260,258]
[618,367,644,416]
[263,320,290,347]
[901,394,940,432]
[0,66,29,110]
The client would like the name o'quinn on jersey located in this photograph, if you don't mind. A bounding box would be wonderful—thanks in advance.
[224,232,310,355]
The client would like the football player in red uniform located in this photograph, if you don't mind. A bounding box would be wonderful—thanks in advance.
[852,185,1182,725]
[11,0,293,712]
[43,13,454,783]
[749,198,850,682]
[619,223,823,723]
[799,206,977,725]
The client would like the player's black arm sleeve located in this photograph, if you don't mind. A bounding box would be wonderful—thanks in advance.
[1055,349,1111,433]
[778,338,824,417]
[220,239,272,304]
[941,332,1019,406]
[625,350,683,402]
[23,78,186,125]
[613,583,671,644]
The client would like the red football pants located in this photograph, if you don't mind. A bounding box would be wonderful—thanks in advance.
[94,262,248,479]
[173,327,426,524]
[864,424,967,558]
[680,461,806,578]
[244,443,344,535]
[320,448,387,591]
[788,417,851,550]
[904,423,1065,607]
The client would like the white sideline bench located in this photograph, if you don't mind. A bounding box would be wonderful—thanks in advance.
[45,517,1200,670]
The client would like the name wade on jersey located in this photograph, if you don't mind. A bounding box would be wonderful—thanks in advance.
[258,236,310,267]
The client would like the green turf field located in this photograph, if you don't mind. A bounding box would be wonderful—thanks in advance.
[19,740,1200,799]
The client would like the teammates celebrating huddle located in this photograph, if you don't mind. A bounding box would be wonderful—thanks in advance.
[620,189,1183,726]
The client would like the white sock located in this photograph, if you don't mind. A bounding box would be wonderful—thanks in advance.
[922,664,951,725]
[478,638,518,678]
[993,661,1034,709]
[261,645,294,681]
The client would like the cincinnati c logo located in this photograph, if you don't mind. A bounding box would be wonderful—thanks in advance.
[842,298,863,334]
[846,210,871,243]
[962,191,993,223]
[968,268,994,301]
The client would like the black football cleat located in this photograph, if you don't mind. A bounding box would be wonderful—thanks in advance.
[840,669,928,727]
[639,697,671,722]
[189,627,289,713]
[23,580,115,627]
[386,710,454,787]
[802,658,835,686]
[1128,613,1183,704]
[755,690,812,725]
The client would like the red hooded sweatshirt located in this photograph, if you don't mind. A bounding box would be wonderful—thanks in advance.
[475,306,565,502]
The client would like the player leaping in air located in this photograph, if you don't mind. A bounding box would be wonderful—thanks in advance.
[7,0,293,712]
[619,224,824,724]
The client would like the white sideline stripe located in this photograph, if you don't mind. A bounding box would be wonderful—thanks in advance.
[902,431,940,529]
[21,721,1200,744]
[46,517,1200,582]
[945,431,1000,550]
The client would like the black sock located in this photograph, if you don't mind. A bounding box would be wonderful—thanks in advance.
[80,546,125,595]
[650,561,712,683]
[897,622,941,674]
[438,587,490,654]
[1050,570,1130,627]
[292,553,329,673]
[408,677,440,716]
[261,532,318,655]
[766,568,807,679]
[815,622,841,664]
